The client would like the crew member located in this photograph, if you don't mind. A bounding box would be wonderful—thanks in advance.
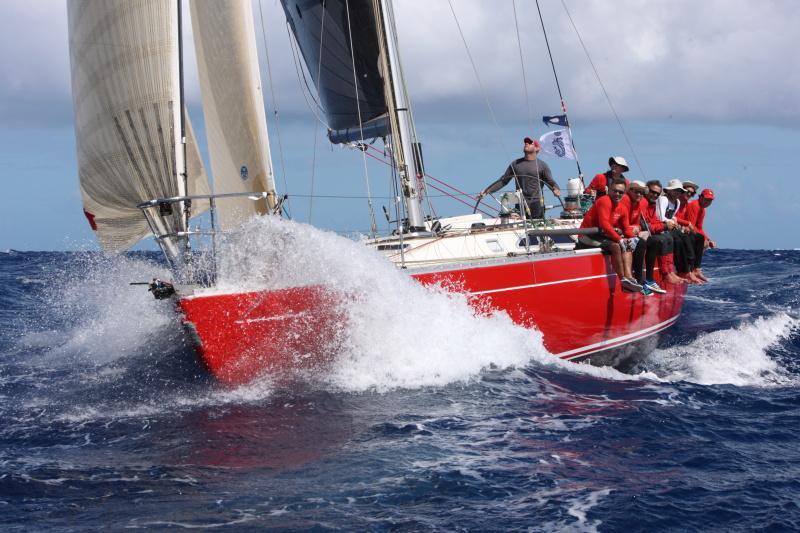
[578,178,642,293]
[585,156,630,198]
[478,137,560,219]
[683,180,699,200]
[659,179,702,283]
[684,188,715,281]
[619,180,653,293]
[641,180,683,286]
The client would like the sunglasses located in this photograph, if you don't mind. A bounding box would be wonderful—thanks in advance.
[647,189,661,196]
[609,189,625,195]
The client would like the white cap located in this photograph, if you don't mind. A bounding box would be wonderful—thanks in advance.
[608,156,629,172]
[664,178,686,191]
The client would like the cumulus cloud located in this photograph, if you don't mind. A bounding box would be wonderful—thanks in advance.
[1,0,798,128]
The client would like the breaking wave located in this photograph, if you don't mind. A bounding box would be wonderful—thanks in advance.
[645,313,799,387]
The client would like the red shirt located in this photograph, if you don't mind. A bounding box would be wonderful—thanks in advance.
[641,199,665,234]
[684,199,709,239]
[619,194,643,237]
[585,172,630,197]
[581,195,624,241]
[675,198,691,227]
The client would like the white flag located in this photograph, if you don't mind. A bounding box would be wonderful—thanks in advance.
[539,128,576,160]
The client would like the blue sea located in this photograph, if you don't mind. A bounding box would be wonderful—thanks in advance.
[2,243,799,531]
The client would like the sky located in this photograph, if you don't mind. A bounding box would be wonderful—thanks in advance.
[1,0,798,250]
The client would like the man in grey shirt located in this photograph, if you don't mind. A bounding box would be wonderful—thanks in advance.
[478,137,561,219]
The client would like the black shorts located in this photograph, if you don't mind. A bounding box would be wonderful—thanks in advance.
[576,234,617,254]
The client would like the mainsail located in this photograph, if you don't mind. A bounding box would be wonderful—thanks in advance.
[190,0,277,231]
[281,0,389,143]
[68,0,210,252]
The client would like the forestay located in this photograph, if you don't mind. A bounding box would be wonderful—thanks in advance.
[68,0,210,252]
[190,0,278,231]
[281,0,389,143]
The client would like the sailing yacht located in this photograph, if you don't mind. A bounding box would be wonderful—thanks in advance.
[68,0,686,384]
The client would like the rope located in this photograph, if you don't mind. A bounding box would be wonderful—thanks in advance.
[559,0,647,180]
[344,0,378,235]
[359,146,494,216]
[258,0,291,217]
[512,0,532,131]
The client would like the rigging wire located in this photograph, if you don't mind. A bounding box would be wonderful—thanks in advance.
[558,0,647,180]
[535,0,584,182]
[308,1,328,224]
[258,0,292,217]
[447,0,506,153]
[344,0,378,235]
[285,22,330,130]
[512,0,532,131]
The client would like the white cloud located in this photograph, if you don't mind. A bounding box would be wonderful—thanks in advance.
[0,0,798,127]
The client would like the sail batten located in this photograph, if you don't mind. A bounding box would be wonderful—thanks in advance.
[68,0,209,252]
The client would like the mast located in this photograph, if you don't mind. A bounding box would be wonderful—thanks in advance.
[177,0,191,250]
[375,0,427,232]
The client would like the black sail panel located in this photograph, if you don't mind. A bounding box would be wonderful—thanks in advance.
[281,0,389,142]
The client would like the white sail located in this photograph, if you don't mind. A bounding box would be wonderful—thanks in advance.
[190,0,277,231]
[68,0,210,252]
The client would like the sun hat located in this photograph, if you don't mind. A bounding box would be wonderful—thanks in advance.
[682,180,699,190]
[664,179,686,191]
[631,180,647,189]
[699,189,715,200]
[608,156,630,172]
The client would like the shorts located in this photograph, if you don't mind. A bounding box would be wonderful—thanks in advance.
[576,234,617,254]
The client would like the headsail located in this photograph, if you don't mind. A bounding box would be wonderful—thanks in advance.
[281,0,389,143]
[68,0,210,252]
[190,0,277,231]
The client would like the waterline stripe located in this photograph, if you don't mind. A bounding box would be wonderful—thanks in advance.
[556,314,680,359]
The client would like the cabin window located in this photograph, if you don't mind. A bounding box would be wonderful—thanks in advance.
[485,239,503,253]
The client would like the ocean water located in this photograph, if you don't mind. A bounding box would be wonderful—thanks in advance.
[1,226,799,531]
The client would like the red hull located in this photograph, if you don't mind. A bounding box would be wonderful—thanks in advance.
[179,251,686,383]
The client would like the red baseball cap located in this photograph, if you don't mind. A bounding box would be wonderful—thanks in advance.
[700,189,714,199]
[523,137,541,149]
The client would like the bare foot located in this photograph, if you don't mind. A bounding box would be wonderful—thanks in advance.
[693,269,708,282]
[664,272,685,285]
[688,272,705,284]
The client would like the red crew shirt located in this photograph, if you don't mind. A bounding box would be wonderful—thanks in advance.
[580,195,624,242]
[641,200,665,234]
[585,172,630,197]
[619,194,643,237]
[684,199,709,239]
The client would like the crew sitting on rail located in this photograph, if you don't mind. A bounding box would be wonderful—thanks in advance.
[618,180,662,296]
[584,156,631,198]
[659,179,703,284]
[641,180,684,286]
[684,188,715,282]
[478,137,561,219]
[577,177,642,293]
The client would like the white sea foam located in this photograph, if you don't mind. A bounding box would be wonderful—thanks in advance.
[210,216,648,392]
[36,254,173,365]
[646,313,799,387]
[211,216,551,391]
